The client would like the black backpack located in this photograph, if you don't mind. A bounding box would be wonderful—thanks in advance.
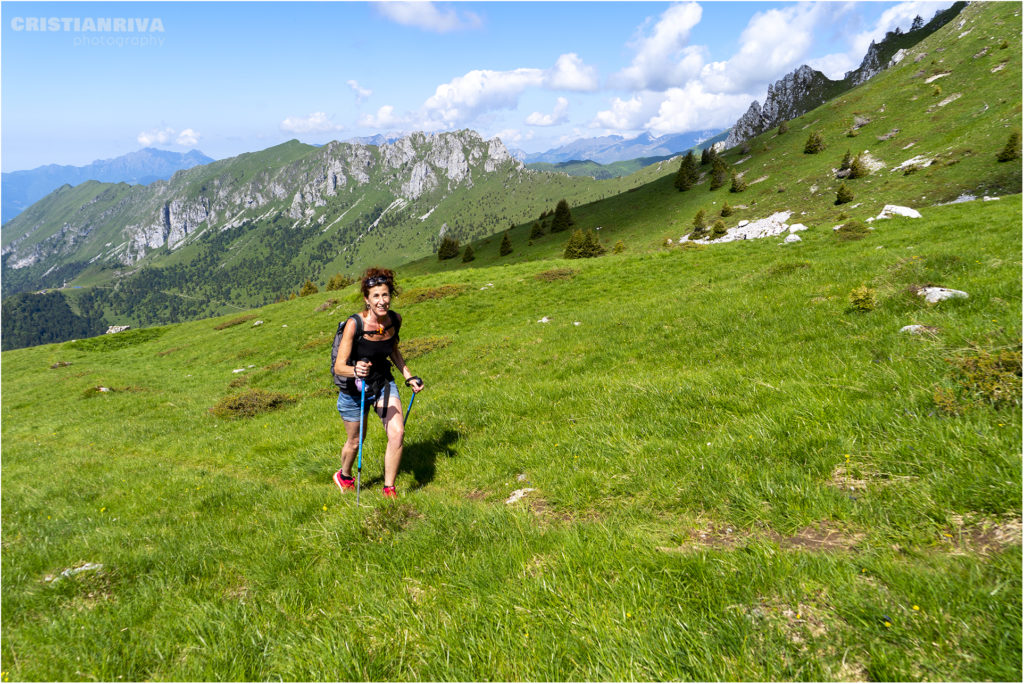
[330,312,401,391]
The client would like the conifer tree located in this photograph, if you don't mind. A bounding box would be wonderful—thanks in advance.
[777,121,789,135]
[839,150,853,172]
[997,131,1021,162]
[438,235,460,260]
[674,151,698,191]
[848,153,868,179]
[563,229,585,259]
[462,244,475,262]
[550,199,574,233]
[709,158,729,190]
[729,172,747,193]
[804,131,826,154]
[835,183,854,205]
[721,201,733,217]
[693,209,707,231]
[499,232,513,256]
[700,147,712,165]
[299,280,319,296]
[529,221,545,239]
[710,220,728,239]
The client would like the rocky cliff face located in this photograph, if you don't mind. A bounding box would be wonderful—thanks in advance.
[4,130,523,270]
[724,66,833,148]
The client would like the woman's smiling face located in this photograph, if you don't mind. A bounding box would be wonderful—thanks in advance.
[365,284,391,317]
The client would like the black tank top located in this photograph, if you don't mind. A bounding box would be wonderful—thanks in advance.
[345,311,401,395]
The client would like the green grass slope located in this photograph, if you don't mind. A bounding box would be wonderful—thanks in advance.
[2,195,1020,680]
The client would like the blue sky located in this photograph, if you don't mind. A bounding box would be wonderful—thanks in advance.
[1,1,954,170]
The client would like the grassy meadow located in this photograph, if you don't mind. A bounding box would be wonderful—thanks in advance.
[2,193,1021,680]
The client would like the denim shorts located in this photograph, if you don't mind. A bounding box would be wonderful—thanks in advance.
[336,380,400,423]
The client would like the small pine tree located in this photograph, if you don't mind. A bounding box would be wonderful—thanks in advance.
[839,150,853,172]
[729,172,747,193]
[499,232,513,256]
[848,153,868,179]
[910,14,924,31]
[462,244,475,263]
[693,209,707,231]
[438,235,461,260]
[777,121,789,136]
[550,199,574,233]
[674,151,698,191]
[709,158,729,190]
[700,147,712,165]
[613,240,626,254]
[710,220,728,239]
[720,201,733,217]
[299,280,319,297]
[529,221,545,239]
[581,230,606,258]
[563,229,586,259]
[997,131,1021,162]
[804,131,826,154]
[835,183,854,205]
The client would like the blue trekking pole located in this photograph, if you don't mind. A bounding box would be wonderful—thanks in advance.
[404,392,416,427]
[355,358,369,507]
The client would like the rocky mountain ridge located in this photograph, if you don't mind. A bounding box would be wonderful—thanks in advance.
[2,130,524,274]
[724,1,966,149]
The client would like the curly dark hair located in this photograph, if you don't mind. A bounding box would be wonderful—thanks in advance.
[359,267,399,297]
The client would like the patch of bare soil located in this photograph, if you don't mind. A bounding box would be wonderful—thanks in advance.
[942,513,1022,555]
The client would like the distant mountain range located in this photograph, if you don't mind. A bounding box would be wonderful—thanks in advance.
[2,148,214,224]
[520,130,722,165]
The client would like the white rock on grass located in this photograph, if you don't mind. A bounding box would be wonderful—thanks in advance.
[692,211,804,245]
[505,488,536,504]
[918,287,968,303]
[783,234,802,244]
[537,317,551,323]
[44,562,104,583]
[900,324,939,334]
[876,205,922,220]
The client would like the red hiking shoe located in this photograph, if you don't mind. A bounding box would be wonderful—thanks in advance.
[334,470,355,492]
[382,486,397,499]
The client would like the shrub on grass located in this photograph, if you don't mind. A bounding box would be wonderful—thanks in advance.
[529,222,545,239]
[613,240,626,254]
[720,202,733,217]
[777,121,789,135]
[846,128,860,138]
[836,220,869,241]
[534,267,577,282]
[804,131,826,154]
[835,183,855,205]
[438,235,460,260]
[996,132,1021,162]
[462,244,476,263]
[848,285,876,312]
[315,299,338,312]
[210,389,296,419]
[839,150,853,172]
[700,147,712,165]
[327,273,355,291]
[692,209,707,231]
[935,344,1022,413]
[66,327,167,350]
[299,280,319,297]
[499,232,513,256]
[710,220,728,239]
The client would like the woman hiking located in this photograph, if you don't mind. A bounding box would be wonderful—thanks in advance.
[331,267,424,498]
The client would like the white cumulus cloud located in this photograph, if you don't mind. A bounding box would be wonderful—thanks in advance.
[280,112,344,134]
[547,53,599,92]
[359,105,408,129]
[645,82,756,135]
[526,97,570,127]
[137,127,175,146]
[612,2,706,91]
[374,1,482,33]
[175,128,200,146]
[347,79,373,102]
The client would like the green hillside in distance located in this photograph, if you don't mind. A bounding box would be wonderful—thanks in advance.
[1,3,1021,679]
[403,1,1021,276]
